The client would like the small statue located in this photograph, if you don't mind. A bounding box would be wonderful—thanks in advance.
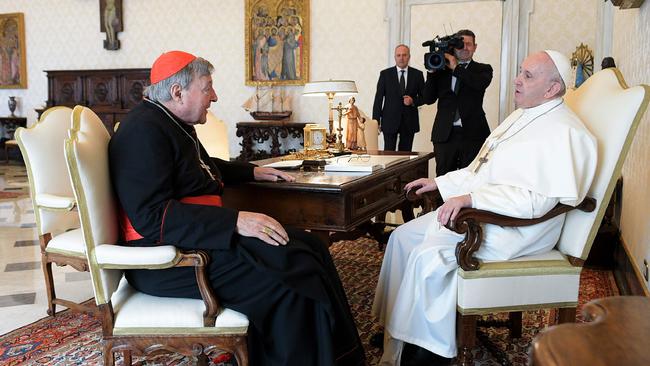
[344,97,363,150]
[356,114,367,150]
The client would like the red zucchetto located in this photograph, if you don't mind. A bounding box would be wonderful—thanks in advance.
[150,51,197,84]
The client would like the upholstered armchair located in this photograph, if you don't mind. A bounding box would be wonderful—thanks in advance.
[409,68,648,365]
[14,106,93,316]
[64,106,249,366]
[195,110,230,160]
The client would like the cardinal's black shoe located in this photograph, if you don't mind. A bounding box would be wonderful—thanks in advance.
[369,332,384,349]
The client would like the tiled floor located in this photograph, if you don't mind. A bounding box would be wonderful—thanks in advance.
[0,163,93,335]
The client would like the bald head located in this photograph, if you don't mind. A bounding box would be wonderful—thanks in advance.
[394,44,411,69]
[513,51,565,109]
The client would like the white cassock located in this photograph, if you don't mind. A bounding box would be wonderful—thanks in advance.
[372,98,597,364]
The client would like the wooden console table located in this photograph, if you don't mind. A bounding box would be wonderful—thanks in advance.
[0,116,27,139]
[223,151,434,244]
[235,121,309,161]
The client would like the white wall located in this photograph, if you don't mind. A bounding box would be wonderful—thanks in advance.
[0,0,388,158]
[612,2,650,292]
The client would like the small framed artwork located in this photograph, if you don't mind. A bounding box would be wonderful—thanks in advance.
[0,13,27,89]
[245,0,310,86]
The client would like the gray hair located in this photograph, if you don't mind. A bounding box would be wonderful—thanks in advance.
[144,57,214,102]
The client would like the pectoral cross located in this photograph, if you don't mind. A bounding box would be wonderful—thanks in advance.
[199,158,216,181]
[472,149,491,173]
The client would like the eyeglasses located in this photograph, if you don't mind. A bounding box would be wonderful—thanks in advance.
[336,154,371,164]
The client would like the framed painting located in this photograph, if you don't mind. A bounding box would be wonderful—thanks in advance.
[0,13,27,89]
[245,0,309,86]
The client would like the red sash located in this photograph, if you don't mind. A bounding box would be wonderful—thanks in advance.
[120,195,223,242]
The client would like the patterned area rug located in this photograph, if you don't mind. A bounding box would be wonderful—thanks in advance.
[0,237,619,366]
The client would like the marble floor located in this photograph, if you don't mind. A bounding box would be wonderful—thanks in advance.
[0,163,93,335]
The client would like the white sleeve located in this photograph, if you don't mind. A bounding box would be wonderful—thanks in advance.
[470,183,559,219]
[435,168,474,201]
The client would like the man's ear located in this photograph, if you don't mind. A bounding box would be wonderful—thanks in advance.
[169,83,183,102]
[544,81,562,99]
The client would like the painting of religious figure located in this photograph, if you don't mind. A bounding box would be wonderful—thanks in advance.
[0,13,27,89]
[245,0,309,86]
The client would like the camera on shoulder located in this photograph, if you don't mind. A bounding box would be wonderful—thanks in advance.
[422,34,464,71]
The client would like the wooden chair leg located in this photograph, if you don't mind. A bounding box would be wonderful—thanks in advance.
[509,311,523,338]
[234,339,249,366]
[41,258,57,316]
[122,350,132,366]
[456,313,478,366]
[558,307,577,324]
[103,348,114,366]
[196,353,208,366]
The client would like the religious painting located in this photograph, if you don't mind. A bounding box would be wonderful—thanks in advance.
[0,13,27,89]
[245,0,310,86]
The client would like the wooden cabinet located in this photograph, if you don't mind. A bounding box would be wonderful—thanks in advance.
[37,68,150,133]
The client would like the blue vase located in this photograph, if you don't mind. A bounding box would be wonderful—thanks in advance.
[8,96,17,117]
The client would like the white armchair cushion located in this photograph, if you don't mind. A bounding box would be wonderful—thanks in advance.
[94,244,180,268]
[36,193,76,210]
[112,277,249,335]
[45,228,86,257]
[457,250,581,314]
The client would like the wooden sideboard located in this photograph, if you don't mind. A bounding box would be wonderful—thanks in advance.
[36,68,150,133]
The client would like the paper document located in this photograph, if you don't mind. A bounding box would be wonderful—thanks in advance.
[263,160,303,169]
[324,155,413,172]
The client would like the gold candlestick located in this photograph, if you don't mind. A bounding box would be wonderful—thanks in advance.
[331,102,349,152]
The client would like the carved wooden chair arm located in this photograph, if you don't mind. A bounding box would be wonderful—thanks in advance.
[405,189,443,216]
[446,197,597,271]
[175,250,221,327]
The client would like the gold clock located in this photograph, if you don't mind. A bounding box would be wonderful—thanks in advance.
[303,124,327,151]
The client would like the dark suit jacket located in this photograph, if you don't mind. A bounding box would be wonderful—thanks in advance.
[372,66,425,134]
[423,60,493,143]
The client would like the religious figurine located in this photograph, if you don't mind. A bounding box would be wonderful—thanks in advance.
[356,113,367,151]
[344,96,362,150]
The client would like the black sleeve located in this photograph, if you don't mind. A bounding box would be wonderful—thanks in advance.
[412,70,426,108]
[454,63,493,92]
[210,157,256,184]
[372,71,386,123]
[422,71,440,105]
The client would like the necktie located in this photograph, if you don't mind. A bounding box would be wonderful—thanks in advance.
[453,63,468,122]
[399,70,406,96]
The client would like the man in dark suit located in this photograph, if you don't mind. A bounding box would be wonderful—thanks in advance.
[373,44,425,151]
[423,29,493,176]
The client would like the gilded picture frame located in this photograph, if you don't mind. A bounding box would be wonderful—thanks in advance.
[245,0,310,86]
[0,13,27,89]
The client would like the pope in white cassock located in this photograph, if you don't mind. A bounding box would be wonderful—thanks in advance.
[372,50,598,366]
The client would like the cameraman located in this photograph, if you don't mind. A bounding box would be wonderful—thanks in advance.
[423,29,493,176]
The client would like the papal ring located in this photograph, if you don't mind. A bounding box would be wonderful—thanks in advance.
[263,227,273,235]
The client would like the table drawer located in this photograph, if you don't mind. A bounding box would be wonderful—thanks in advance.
[351,177,402,218]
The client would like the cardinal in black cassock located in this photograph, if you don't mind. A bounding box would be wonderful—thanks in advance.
[108,51,365,366]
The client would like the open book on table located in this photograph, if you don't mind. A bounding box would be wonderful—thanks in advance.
[323,155,416,172]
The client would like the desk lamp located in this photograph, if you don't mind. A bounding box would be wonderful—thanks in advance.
[302,80,357,149]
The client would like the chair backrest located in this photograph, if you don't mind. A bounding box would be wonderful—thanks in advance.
[65,106,121,305]
[364,118,379,151]
[558,68,649,259]
[15,106,78,236]
[195,110,230,160]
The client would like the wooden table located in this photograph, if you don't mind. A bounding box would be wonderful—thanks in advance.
[235,121,309,161]
[530,296,650,366]
[223,151,434,244]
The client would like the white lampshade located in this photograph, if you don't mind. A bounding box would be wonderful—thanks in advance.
[302,80,358,96]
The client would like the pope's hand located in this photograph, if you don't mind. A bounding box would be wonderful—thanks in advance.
[437,194,472,226]
[404,178,437,196]
[403,95,414,106]
[254,167,296,182]
[236,211,289,246]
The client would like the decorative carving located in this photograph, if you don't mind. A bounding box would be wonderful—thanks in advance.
[236,121,309,161]
[94,82,109,102]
